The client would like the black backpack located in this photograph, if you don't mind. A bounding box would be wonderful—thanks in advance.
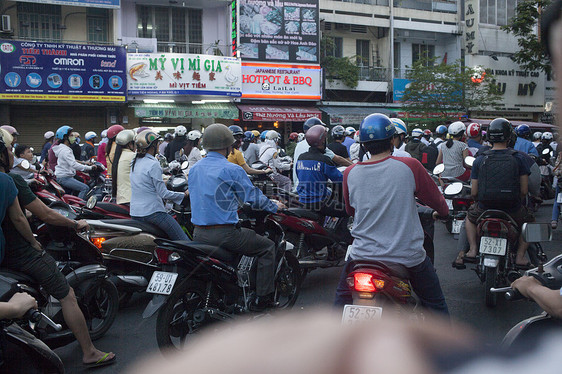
[477,149,521,208]
[421,143,439,171]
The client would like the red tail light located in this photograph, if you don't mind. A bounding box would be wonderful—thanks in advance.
[453,199,471,209]
[351,272,385,293]
[155,248,174,264]
[485,221,502,237]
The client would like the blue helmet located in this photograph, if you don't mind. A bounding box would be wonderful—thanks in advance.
[359,114,395,143]
[435,125,447,135]
[55,125,73,140]
[228,125,244,136]
[259,130,269,141]
[244,131,255,141]
[515,124,531,138]
[303,117,325,133]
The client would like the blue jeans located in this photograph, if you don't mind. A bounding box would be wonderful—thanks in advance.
[133,212,188,241]
[334,256,449,316]
[57,176,89,200]
[552,184,561,222]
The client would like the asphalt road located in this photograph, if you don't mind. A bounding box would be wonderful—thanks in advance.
[56,202,561,373]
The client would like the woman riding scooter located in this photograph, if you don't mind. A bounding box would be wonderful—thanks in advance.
[112,129,136,205]
[52,125,99,200]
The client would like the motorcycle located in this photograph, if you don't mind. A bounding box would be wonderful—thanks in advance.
[143,206,301,352]
[0,275,64,374]
[0,201,119,348]
[538,148,555,200]
[489,223,559,353]
[85,163,192,306]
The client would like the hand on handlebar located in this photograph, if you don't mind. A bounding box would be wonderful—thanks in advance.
[264,168,273,174]
[511,275,542,299]
[271,199,287,210]
[75,219,89,231]
[432,211,449,221]
[7,292,38,319]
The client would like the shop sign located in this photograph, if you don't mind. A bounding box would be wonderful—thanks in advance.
[464,0,479,54]
[238,0,319,63]
[127,53,242,97]
[393,78,411,102]
[17,0,120,9]
[470,55,545,112]
[0,40,126,102]
[241,62,321,100]
[239,105,321,121]
[134,106,238,119]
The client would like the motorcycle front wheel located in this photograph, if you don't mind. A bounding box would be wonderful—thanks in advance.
[156,280,209,352]
[87,278,119,340]
[275,252,301,309]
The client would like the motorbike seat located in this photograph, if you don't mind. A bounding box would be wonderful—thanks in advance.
[287,208,320,221]
[157,240,238,263]
[349,260,410,279]
[100,219,169,239]
[0,268,37,284]
[95,202,130,216]
[476,210,519,229]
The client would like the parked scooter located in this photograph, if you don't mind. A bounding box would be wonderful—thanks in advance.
[143,207,301,352]
[0,275,64,374]
[0,201,119,348]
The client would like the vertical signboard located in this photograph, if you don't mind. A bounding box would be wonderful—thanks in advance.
[464,0,479,55]
[231,1,238,57]
[238,0,319,63]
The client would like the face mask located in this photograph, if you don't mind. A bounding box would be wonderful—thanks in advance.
[68,136,76,144]
[75,137,80,144]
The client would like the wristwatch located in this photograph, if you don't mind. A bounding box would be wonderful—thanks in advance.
[72,220,78,230]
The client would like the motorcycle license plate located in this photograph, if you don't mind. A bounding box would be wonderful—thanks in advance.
[446,199,453,210]
[479,237,507,256]
[452,219,463,234]
[557,193,562,204]
[341,305,382,325]
[146,271,178,295]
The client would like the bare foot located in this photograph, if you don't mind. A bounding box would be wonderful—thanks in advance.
[83,349,115,365]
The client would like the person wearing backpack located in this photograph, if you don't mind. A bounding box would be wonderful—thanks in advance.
[453,118,534,268]
[404,128,427,162]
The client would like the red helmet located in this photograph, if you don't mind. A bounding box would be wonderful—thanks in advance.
[107,124,125,139]
[305,125,327,147]
[466,123,481,138]
[423,129,432,136]
[289,132,298,141]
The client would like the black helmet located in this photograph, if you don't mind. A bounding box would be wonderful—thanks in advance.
[487,118,513,143]
[303,117,325,133]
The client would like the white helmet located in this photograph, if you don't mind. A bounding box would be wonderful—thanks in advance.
[85,131,97,141]
[533,132,543,140]
[44,131,55,139]
[448,121,466,136]
[390,118,407,135]
[411,128,423,137]
[353,131,359,142]
[266,130,280,141]
[175,125,187,136]
[101,129,108,138]
[115,129,136,146]
[542,132,553,140]
[345,126,356,136]
[187,130,202,141]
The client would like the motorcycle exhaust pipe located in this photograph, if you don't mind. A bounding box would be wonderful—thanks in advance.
[109,275,148,289]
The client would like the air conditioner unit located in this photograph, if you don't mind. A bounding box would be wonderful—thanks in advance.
[1,15,11,32]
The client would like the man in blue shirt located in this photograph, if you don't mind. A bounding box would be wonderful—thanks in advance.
[189,124,283,311]
[342,127,356,155]
[514,124,539,156]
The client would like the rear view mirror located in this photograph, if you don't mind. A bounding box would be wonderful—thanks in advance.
[86,196,98,210]
[20,159,30,170]
[464,156,475,167]
[181,161,189,170]
[521,223,552,242]
[444,182,463,196]
[433,164,445,175]
[542,148,550,155]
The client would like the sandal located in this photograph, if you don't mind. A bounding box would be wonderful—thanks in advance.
[452,251,467,269]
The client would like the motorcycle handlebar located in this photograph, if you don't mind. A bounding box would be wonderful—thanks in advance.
[23,309,41,323]
[505,289,523,301]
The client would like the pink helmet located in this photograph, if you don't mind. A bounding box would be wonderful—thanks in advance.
[1,125,19,136]
[466,123,481,138]
[305,125,327,147]
[107,124,125,139]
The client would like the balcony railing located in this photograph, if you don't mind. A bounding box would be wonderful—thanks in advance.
[358,66,388,81]
[394,0,457,13]
[16,36,114,45]
[393,68,413,79]
[156,42,232,56]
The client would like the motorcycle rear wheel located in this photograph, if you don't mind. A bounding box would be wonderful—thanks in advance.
[485,266,498,308]
[88,278,119,341]
[156,280,209,352]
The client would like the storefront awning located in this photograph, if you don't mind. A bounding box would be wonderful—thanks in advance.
[131,103,238,119]
[319,106,395,126]
[238,105,321,122]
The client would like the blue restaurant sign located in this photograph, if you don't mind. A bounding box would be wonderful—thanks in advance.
[16,0,120,8]
[0,40,127,102]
